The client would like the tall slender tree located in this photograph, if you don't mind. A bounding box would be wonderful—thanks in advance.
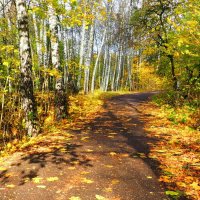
[48,4,68,120]
[16,0,39,136]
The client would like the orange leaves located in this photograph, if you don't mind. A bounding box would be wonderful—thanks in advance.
[159,176,173,183]
[69,92,103,122]
[184,176,196,185]
[176,182,186,188]
[140,102,200,200]
[109,152,117,156]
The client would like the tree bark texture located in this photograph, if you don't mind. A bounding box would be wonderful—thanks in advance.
[16,0,39,136]
[48,5,67,120]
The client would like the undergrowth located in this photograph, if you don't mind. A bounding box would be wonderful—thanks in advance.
[141,91,200,200]
[0,91,124,157]
[152,91,200,130]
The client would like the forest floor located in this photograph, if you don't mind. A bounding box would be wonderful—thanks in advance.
[0,92,199,200]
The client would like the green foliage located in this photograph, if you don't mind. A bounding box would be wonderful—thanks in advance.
[131,0,200,103]
[165,190,182,199]
[152,91,199,130]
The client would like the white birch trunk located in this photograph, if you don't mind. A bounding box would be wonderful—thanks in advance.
[77,19,86,88]
[100,47,107,90]
[16,0,39,136]
[127,55,133,90]
[111,53,117,91]
[63,29,68,90]
[115,47,123,90]
[32,12,42,66]
[84,24,94,94]
[91,29,106,93]
[104,53,111,91]
[7,17,12,93]
[48,4,67,120]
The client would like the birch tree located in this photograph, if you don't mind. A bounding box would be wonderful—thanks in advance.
[83,23,94,94]
[91,28,106,93]
[48,4,67,120]
[77,8,86,89]
[16,0,39,136]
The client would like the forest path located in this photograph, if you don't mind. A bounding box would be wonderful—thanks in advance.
[0,92,169,200]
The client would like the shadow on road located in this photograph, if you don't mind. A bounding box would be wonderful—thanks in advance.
[83,92,163,176]
[0,141,92,186]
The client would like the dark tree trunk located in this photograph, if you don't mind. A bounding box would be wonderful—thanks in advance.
[168,55,177,90]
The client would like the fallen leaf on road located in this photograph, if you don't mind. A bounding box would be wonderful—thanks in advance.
[95,194,107,200]
[32,177,43,183]
[60,148,67,152]
[0,167,6,171]
[81,178,94,184]
[68,167,76,170]
[156,150,167,153]
[81,171,90,175]
[150,192,154,194]
[104,165,113,168]
[46,177,59,182]
[109,133,117,135]
[23,178,30,183]
[86,149,93,152]
[36,185,46,189]
[4,173,13,178]
[5,184,15,188]
[71,161,79,165]
[81,137,89,141]
[69,196,81,200]
[110,152,117,156]
[111,179,120,185]
[105,187,113,192]
[121,153,129,157]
